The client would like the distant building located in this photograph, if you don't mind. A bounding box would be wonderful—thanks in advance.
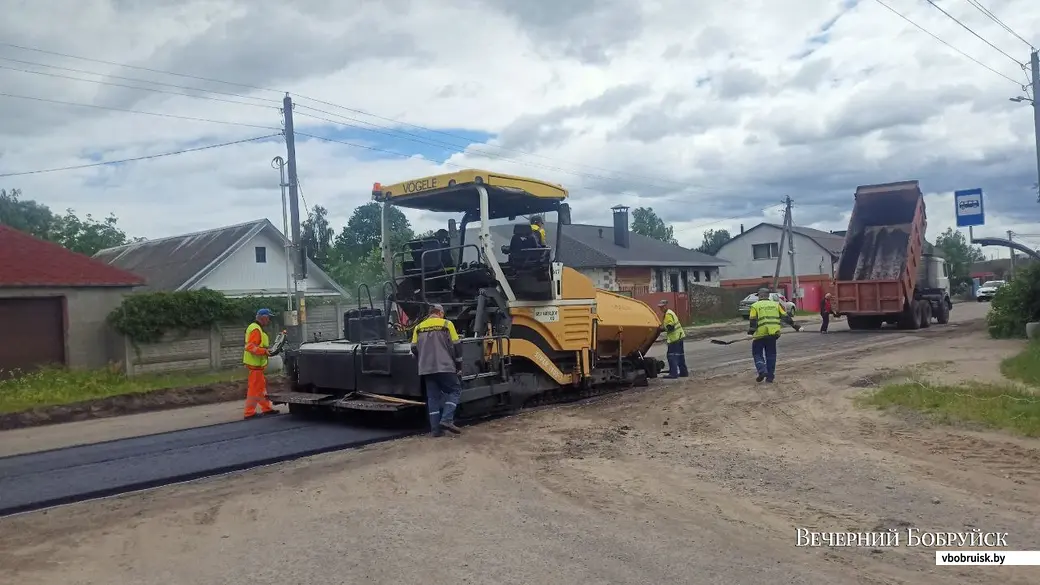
[94,219,347,298]
[466,206,728,295]
[715,222,845,283]
[0,225,145,375]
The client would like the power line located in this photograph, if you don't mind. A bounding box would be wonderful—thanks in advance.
[0,134,281,178]
[871,0,1022,85]
[963,0,1034,48]
[0,56,282,105]
[0,64,279,110]
[0,42,285,96]
[924,0,1023,65]
[2,40,722,192]
[0,92,281,130]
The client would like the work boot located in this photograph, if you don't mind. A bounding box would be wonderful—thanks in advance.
[440,421,462,435]
[755,373,765,382]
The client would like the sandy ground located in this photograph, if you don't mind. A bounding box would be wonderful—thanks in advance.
[2,311,1037,584]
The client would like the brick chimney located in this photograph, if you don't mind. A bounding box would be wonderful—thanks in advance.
[611,205,630,248]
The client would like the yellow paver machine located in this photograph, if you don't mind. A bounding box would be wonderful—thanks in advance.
[268,170,666,420]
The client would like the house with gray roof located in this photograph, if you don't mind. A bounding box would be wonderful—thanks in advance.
[93,219,347,298]
[465,207,728,295]
[714,222,847,282]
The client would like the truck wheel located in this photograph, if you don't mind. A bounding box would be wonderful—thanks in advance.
[898,302,920,330]
[935,300,950,324]
[919,301,932,328]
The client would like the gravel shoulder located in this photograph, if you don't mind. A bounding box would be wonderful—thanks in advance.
[2,306,1035,585]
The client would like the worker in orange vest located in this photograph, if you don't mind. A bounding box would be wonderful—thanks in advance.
[242,308,279,419]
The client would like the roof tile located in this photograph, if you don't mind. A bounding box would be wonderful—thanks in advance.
[0,225,145,287]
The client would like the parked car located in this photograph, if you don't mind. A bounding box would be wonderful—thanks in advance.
[975,280,1006,302]
[738,292,796,318]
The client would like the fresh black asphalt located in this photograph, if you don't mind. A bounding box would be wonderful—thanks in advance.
[0,415,411,517]
[0,312,980,518]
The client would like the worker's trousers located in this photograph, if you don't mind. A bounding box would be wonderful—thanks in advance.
[423,372,462,434]
[244,366,275,417]
[666,339,689,378]
[820,312,830,332]
[751,335,778,380]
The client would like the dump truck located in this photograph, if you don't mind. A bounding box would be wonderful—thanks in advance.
[268,170,666,421]
[833,180,952,330]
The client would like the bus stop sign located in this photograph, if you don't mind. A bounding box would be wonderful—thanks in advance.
[954,188,985,227]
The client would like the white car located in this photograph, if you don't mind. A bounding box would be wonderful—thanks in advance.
[976,280,1005,302]
[738,292,796,318]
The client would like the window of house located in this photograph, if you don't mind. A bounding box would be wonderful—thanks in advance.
[693,270,701,282]
[669,272,680,292]
[704,270,711,282]
[655,269,664,292]
[752,243,780,260]
[255,246,267,263]
[680,270,688,291]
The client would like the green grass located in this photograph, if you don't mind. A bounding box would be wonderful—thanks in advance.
[1000,341,1040,386]
[0,366,247,414]
[859,379,1040,438]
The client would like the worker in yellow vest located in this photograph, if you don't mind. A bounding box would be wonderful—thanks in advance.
[657,299,688,378]
[242,308,278,419]
[530,215,547,247]
[747,288,801,383]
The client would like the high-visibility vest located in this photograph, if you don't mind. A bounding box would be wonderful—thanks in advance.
[663,309,685,343]
[749,300,783,339]
[242,322,269,368]
[531,224,547,246]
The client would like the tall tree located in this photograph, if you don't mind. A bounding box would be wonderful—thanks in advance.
[301,205,334,270]
[1,189,134,255]
[935,227,985,287]
[696,228,731,255]
[630,207,676,245]
[333,202,414,257]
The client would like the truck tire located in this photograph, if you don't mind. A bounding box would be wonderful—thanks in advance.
[935,300,950,324]
[898,302,920,330]
[919,301,932,328]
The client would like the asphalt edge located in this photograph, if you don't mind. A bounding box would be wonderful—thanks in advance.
[0,429,419,518]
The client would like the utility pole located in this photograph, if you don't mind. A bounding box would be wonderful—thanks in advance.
[1032,49,1040,204]
[772,197,789,291]
[282,94,307,345]
[1008,230,1017,279]
[785,196,799,308]
[272,156,293,313]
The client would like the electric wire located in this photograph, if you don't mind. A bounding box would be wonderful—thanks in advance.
[924,0,1023,65]
[871,0,1022,85]
[0,92,281,130]
[0,63,279,110]
[962,0,1034,48]
[0,134,281,178]
[0,55,282,105]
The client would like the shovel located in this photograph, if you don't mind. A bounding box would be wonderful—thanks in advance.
[709,324,805,345]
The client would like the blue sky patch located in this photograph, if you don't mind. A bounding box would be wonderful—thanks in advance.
[294,119,494,164]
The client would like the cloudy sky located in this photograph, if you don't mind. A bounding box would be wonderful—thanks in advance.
[2,0,1039,256]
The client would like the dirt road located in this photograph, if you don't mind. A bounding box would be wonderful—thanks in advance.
[3,306,1036,584]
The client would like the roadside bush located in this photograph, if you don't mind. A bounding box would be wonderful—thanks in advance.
[108,289,289,344]
[987,264,1040,339]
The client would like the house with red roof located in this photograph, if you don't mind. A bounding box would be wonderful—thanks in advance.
[0,225,145,376]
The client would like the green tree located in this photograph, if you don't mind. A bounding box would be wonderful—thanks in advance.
[301,205,334,271]
[1,188,134,255]
[696,228,731,255]
[333,202,414,257]
[631,207,676,245]
[935,227,985,288]
[0,188,55,239]
[987,263,1040,338]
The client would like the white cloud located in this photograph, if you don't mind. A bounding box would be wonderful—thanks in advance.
[1,0,1038,262]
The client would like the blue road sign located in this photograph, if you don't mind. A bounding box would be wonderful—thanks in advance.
[954,188,985,227]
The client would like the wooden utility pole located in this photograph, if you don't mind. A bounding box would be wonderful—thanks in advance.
[282,94,307,345]
[786,196,799,307]
[772,197,790,290]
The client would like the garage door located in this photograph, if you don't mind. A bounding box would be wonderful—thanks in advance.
[0,297,65,377]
